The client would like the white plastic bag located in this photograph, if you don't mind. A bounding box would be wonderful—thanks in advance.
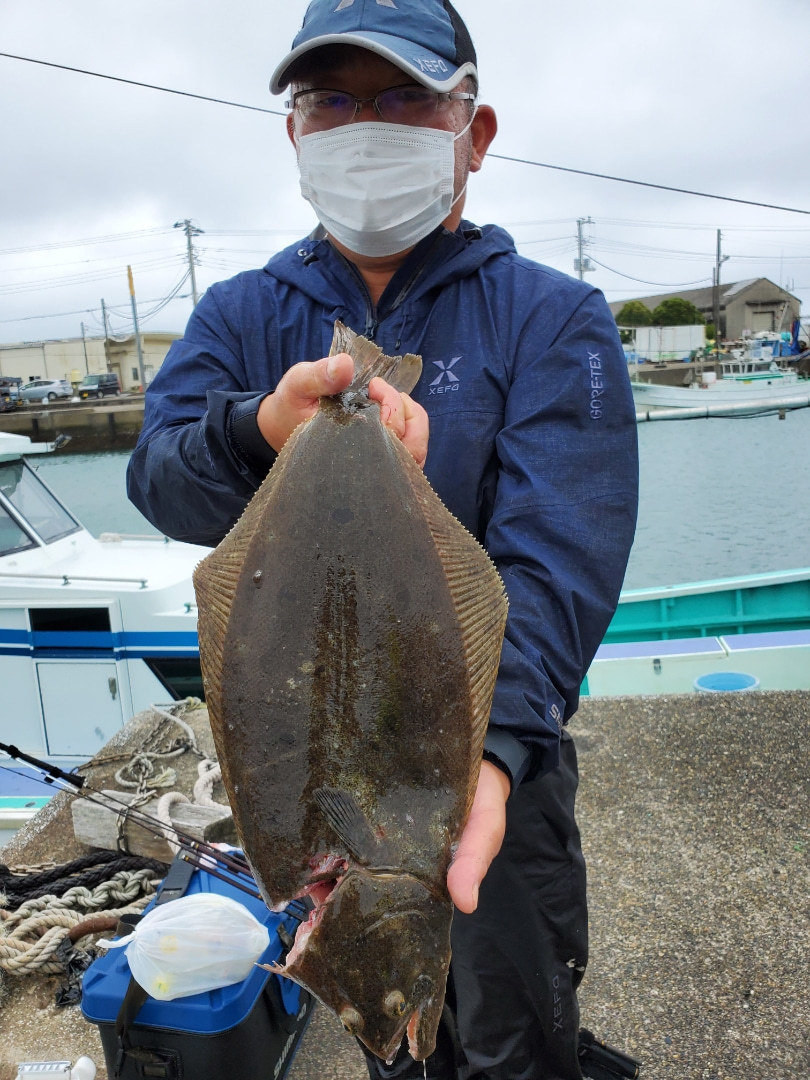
[99,893,270,1000]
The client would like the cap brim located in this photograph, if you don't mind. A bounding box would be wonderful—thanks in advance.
[270,30,477,94]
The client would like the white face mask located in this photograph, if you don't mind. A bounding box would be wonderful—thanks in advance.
[295,118,474,258]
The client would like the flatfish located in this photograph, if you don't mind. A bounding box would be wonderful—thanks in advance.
[193,321,507,1061]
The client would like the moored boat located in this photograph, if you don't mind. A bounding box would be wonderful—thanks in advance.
[584,567,810,697]
[632,353,810,415]
[0,431,207,838]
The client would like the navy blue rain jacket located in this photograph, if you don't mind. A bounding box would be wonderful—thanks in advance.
[128,221,639,783]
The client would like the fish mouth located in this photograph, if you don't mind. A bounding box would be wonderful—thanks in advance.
[284,853,349,968]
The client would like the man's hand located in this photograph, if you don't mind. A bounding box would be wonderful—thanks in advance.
[447,760,510,914]
[256,354,428,467]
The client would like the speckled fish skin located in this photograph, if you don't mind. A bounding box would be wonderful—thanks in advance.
[193,322,508,1062]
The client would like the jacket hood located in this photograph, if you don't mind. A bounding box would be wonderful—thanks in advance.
[260,221,518,312]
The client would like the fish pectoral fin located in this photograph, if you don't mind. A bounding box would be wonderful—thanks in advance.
[313,787,380,863]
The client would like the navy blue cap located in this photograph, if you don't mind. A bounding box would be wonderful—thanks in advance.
[270,0,478,94]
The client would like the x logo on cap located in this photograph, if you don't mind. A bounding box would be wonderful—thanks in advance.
[335,0,397,9]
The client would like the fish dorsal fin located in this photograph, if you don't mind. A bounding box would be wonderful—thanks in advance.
[391,439,509,821]
[313,786,381,864]
[331,320,422,395]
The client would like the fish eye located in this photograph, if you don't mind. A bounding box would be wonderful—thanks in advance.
[340,1006,364,1034]
[384,989,407,1017]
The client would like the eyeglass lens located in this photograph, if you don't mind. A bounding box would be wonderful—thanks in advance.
[296,86,446,129]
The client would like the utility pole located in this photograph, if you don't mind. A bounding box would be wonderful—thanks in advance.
[100,299,112,375]
[80,321,89,373]
[174,218,204,307]
[127,265,147,391]
[713,229,729,359]
[100,298,111,339]
[575,217,595,280]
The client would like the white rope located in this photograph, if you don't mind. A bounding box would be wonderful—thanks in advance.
[193,758,227,808]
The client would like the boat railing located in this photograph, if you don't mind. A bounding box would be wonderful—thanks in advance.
[98,532,173,543]
[0,570,149,588]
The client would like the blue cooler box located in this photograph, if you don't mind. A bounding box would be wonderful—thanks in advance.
[81,860,313,1080]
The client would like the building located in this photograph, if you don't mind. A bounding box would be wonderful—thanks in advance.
[0,332,180,392]
[608,278,800,341]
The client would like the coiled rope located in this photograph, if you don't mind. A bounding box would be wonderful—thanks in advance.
[0,867,163,975]
[0,851,166,904]
[0,700,219,975]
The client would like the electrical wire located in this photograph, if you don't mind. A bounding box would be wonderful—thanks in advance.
[0,226,173,257]
[0,291,189,326]
[588,256,712,288]
[0,257,185,295]
[486,152,810,216]
[3,51,809,216]
[0,52,287,118]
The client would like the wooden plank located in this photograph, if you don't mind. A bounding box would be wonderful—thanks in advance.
[71,789,236,861]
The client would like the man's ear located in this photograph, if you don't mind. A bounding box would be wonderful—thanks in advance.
[469,105,497,173]
[286,112,297,147]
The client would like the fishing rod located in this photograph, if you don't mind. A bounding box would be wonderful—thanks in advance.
[0,744,263,902]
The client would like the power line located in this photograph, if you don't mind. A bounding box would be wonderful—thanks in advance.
[487,153,810,217]
[0,290,191,326]
[0,226,172,256]
[3,51,809,217]
[0,52,287,118]
[587,257,712,288]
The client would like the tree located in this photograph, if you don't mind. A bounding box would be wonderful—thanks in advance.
[650,298,705,326]
[615,300,653,327]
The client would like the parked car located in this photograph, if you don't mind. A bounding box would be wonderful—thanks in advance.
[77,373,122,399]
[0,379,22,412]
[19,379,73,403]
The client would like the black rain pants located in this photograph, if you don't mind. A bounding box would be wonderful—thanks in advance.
[362,729,588,1080]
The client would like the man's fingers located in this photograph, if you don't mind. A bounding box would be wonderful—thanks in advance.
[289,353,355,406]
[369,377,429,468]
[257,361,429,462]
[447,762,509,914]
[257,354,354,451]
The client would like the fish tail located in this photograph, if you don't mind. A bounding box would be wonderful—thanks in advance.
[330,320,422,395]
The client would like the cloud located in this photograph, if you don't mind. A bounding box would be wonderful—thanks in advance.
[2,0,809,343]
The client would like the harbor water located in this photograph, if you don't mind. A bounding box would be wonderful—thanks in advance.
[30,406,810,590]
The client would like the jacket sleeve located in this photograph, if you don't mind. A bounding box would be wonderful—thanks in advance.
[126,286,277,545]
[485,288,639,783]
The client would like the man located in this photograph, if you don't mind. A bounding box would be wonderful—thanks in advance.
[127,2,639,1077]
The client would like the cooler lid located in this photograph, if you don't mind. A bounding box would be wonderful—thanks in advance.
[81,865,304,1035]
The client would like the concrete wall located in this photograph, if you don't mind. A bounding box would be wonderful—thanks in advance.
[0,338,108,385]
[0,332,180,392]
[0,398,145,451]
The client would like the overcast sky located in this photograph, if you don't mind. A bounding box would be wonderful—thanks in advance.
[3,0,810,345]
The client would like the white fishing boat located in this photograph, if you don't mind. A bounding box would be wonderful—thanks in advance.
[632,353,810,416]
[0,431,206,844]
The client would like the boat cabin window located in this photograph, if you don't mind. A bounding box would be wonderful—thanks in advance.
[145,657,205,701]
[30,607,112,633]
[0,461,80,544]
[0,502,36,556]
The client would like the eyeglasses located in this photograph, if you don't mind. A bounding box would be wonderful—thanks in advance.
[287,84,476,130]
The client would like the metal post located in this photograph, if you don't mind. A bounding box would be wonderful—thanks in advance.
[575,217,594,280]
[127,265,147,391]
[100,298,111,339]
[80,321,89,373]
[174,219,203,307]
[713,229,722,358]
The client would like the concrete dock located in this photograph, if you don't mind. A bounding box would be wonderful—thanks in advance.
[0,397,144,450]
[1,691,807,1079]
